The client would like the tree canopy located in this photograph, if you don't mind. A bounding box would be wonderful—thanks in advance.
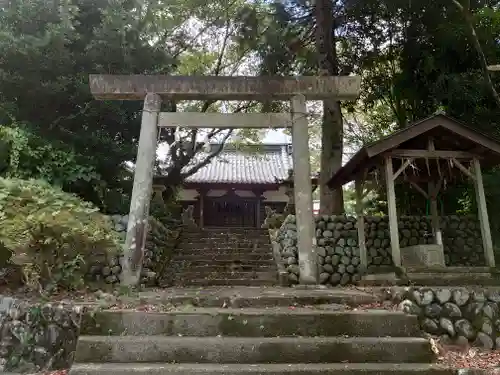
[1,0,500,229]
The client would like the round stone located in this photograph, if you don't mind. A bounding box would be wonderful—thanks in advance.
[421,318,440,334]
[330,273,341,285]
[454,319,476,340]
[440,318,455,337]
[442,302,462,319]
[452,289,470,306]
[319,273,330,284]
[322,264,334,273]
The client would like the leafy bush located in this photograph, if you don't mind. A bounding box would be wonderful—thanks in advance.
[0,125,99,186]
[0,178,121,292]
[149,189,181,227]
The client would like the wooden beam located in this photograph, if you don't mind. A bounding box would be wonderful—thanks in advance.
[355,178,368,271]
[291,94,318,284]
[198,192,205,229]
[393,158,413,180]
[158,112,293,129]
[89,74,361,101]
[408,180,429,199]
[121,93,161,287]
[388,149,477,159]
[451,158,475,180]
[385,156,401,267]
[473,158,495,267]
[428,181,443,246]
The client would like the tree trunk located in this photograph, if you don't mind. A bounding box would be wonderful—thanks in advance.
[452,0,500,108]
[315,0,344,215]
[320,100,344,214]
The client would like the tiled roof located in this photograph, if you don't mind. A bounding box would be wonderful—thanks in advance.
[159,143,294,184]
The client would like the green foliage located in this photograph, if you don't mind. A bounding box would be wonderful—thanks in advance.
[149,190,182,228]
[261,206,286,230]
[0,125,99,185]
[0,240,12,268]
[0,0,175,209]
[0,178,121,292]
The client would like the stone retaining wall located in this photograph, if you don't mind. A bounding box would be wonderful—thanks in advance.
[0,215,179,372]
[391,287,500,349]
[277,214,484,285]
[0,296,83,372]
[85,215,181,286]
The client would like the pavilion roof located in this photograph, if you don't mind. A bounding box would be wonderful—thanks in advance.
[328,113,500,188]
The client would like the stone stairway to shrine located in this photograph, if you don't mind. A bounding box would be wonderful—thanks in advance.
[168,227,278,286]
[69,287,452,375]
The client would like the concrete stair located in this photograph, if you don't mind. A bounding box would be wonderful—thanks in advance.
[168,227,278,286]
[69,289,451,375]
[69,363,454,375]
[359,266,500,286]
[405,267,500,286]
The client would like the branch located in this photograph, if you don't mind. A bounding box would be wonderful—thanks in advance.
[178,101,254,178]
[164,0,240,59]
[452,0,464,11]
[180,129,233,178]
[451,0,500,107]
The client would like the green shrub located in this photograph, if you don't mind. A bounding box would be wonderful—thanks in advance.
[0,178,121,292]
[149,190,181,228]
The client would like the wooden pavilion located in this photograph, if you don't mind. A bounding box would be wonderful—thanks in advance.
[327,112,500,272]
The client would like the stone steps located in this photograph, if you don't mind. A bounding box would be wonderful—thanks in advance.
[70,287,446,375]
[70,363,455,375]
[174,271,277,280]
[169,227,277,286]
[133,287,382,307]
[184,264,276,272]
[177,245,272,251]
[184,233,269,239]
[170,259,276,266]
[406,272,500,286]
[81,308,422,337]
[74,336,433,363]
[181,238,270,244]
[172,254,274,261]
[184,278,277,286]
[359,266,500,286]
[175,248,273,255]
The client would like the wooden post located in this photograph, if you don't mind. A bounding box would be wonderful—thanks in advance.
[428,181,443,246]
[384,156,401,267]
[255,194,261,228]
[121,93,161,287]
[473,158,495,267]
[355,178,368,271]
[291,94,318,284]
[198,191,205,228]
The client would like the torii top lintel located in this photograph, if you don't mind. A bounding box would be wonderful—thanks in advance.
[88,74,361,101]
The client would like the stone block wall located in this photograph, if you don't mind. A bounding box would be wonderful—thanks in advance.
[277,214,484,285]
[0,296,83,372]
[85,214,181,286]
[391,287,500,350]
[0,214,179,372]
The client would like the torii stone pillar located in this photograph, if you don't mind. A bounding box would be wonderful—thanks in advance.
[291,94,317,284]
[88,75,361,286]
[122,93,161,286]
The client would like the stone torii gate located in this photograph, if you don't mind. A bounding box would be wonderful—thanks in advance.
[88,75,361,286]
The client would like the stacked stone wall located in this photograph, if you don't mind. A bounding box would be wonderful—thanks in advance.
[84,214,181,286]
[392,287,500,350]
[277,214,484,285]
[0,297,83,372]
